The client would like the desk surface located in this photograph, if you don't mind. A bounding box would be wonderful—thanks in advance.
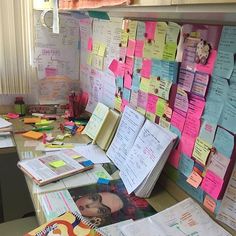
[9,118,236,235]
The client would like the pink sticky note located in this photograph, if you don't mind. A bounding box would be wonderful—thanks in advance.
[117,62,126,77]
[135,40,144,58]
[109,59,119,75]
[195,50,217,75]
[187,171,202,188]
[203,195,216,213]
[45,67,57,77]
[188,97,205,119]
[145,21,157,40]
[171,111,186,133]
[168,149,180,169]
[126,40,136,57]
[146,94,159,114]
[125,57,134,74]
[124,72,132,89]
[201,170,224,199]
[179,134,196,157]
[182,114,201,138]
[137,90,148,109]
[141,59,152,78]
[121,99,129,112]
[87,37,93,51]
[7,113,19,119]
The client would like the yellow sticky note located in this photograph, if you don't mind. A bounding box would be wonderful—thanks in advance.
[121,30,129,47]
[49,160,66,168]
[98,44,106,57]
[114,96,122,112]
[159,117,170,129]
[92,55,104,71]
[156,98,167,117]
[140,77,150,93]
[148,76,159,95]
[87,53,93,65]
[192,137,212,165]
[92,42,100,55]
[143,40,154,59]
[145,112,156,122]
[162,42,177,61]
[128,20,138,40]
[152,43,165,60]
[154,22,168,43]
[95,171,109,179]
[136,107,146,115]
[72,155,81,159]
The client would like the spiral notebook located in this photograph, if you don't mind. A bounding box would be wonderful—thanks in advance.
[24,211,106,236]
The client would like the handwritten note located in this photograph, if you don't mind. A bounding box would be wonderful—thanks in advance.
[179,154,194,177]
[124,72,132,89]
[128,20,138,40]
[199,120,217,144]
[156,98,167,117]
[137,90,148,109]
[139,77,150,93]
[178,68,195,92]
[162,42,177,61]
[191,72,209,98]
[203,195,217,213]
[166,22,180,43]
[213,127,234,159]
[126,40,136,57]
[201,170,224,199]
[135,40,144,58]
[213,51,234,79]
[171,110,186,133]
[123,88,131,101]
[218,26,236,52]
[174,87,189,113]
[207,152,230,179]
[145,21,157,40]
[187,171,203,188]
[131,73,141,92]
[192,137,212,165]
[141,59,152,78]
[146,94,158,114]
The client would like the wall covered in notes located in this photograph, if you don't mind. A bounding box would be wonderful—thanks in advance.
[78,17,236,216]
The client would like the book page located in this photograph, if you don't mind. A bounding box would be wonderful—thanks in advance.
[120,120,176,194]
[82,102,109,140]
[121,198,230,236]
[106,106,145,170]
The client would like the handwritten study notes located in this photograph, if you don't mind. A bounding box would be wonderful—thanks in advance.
[120,119,177,195]
[121,198,231,236]
[106,106,145,170]
[217,163,236,231]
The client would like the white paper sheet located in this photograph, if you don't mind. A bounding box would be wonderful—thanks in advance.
[0,132,14,148]
[0,118,12,129]
[106,106,145,170]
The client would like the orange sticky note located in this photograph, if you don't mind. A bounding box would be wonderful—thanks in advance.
[186,171,202,188]
[24,117,41,124]
[203,195,216,213]
[22,131,43,140]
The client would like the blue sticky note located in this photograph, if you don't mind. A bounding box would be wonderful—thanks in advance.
[213,51,234,80]
[199,120,217,144]
[136,21,145,40]
[123,88,131,101]
[215,199,222,215]
[202,99,224,124]
[194,162,204,172]
[161,61,179,83]
[97,178,110,185]
[219,103,236,134]
[218,26,236,53]
[132,73,141,92]
[116,76,123,88]
[81,160,94,167]
[151,59,162,77]
[134,58,143,72]
[178,154,194,177]
[213,127,234,158]
[177,173,204,203]
[207,76,229,102]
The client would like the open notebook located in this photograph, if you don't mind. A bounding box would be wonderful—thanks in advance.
[82,102,120,151]
[17,149,94,186]
[24,211,105,236]
[106,106,177,198]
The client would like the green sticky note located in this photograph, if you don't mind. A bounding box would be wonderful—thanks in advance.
[49,160,66,168]
[162,42,177,61]
[156,98,167,117]
[95,171,109,179]
[72,155,81,159]
[88,11,110,20]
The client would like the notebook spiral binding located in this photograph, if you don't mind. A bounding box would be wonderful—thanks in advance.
[73,212,107,236]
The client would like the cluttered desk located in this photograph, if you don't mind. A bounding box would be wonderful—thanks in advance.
[1,103,235,235]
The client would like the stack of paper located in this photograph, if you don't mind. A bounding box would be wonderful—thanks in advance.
[121,198,231,236]
[107,106,177,198]
[0,117,12,132]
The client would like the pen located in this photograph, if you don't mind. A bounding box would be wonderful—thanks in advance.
[32,126,54,131]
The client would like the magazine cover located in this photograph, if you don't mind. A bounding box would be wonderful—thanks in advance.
[68,179,156,227]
